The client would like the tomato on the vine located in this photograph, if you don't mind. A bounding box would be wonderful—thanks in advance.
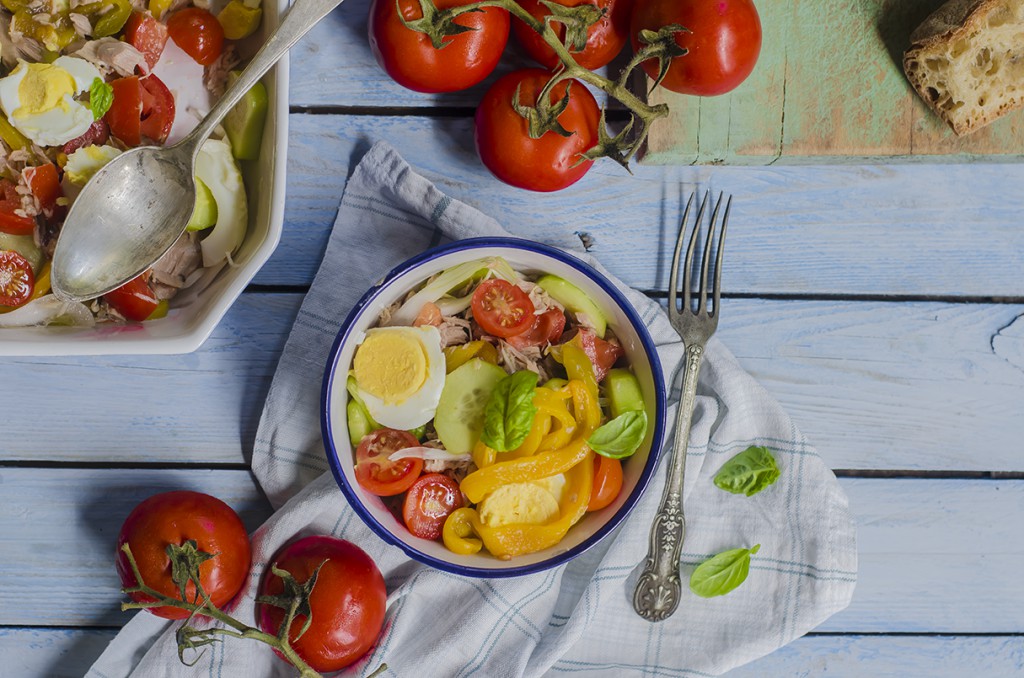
[369,0,509,93]
[403,473,464,540]
[630,0,761,96]
[355,428,424,496]
[587,454,623,511]
[0,249,34,307]
[475,68,599,192]
[167,7,224,66]
[257,536,387,673]
[115,490,252,620]
[23,163,61,214]
[105,74,175,147]
[471,278,536,338]
[513,0,631,71]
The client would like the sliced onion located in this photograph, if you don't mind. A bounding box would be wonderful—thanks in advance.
[389,446,472,462]
[0,295,95,328]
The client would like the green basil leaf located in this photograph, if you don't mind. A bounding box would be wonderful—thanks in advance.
[587,410,648,459]
[713,446,780,496]
[89,78,113,120]
[481,370,538,452]
[689,544,760,598]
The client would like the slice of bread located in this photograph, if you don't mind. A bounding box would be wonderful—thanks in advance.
[904,0,1024,136]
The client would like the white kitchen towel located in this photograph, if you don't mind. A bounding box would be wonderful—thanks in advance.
[88,140,857,678]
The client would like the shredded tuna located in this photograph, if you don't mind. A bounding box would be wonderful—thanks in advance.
[204,44,239,96]
[71,38,147,77]
[437,315,471,348]
[498,341,549,382]
[150,232,203,300]
[4,16,44,64]
[68,12,91,37]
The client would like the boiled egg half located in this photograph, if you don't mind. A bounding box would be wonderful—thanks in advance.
[352,326,445,429]
[0,56,103,147]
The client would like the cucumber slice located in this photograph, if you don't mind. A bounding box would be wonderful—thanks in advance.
[224,71,268,161]
[0,233,43,272]
[186,177,218,232]
[434,358,508,455]
[347,399,374,447]
[605,368,645,418]
[536,274,608,338]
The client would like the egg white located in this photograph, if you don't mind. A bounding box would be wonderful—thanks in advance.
[0,56,102,146]
[355,326,446,430]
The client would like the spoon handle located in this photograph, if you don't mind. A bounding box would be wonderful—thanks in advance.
[185,0,347,148]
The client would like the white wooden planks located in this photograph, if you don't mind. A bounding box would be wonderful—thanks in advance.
[266,114,1024,297]
[2,296,1020,471]
[2,469,1022,633]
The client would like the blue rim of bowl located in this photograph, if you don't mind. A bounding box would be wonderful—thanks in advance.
[321,236,667,578]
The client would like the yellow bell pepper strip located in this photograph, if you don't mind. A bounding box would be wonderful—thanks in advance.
[563,343,599,401]
[533,386,577,451]
[454,451,595,559]
[217,0,262,40]
[26,262,51,302]
[443,508,483,555]
[443,340,498,373]
[505,405,550,458]
[460,380,599,502]
[471,440,497,469]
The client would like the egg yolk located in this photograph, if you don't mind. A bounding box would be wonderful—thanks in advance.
[353,331,428,404]
[13,63,75,118]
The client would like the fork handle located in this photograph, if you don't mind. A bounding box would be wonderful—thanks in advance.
[632,341,705,622]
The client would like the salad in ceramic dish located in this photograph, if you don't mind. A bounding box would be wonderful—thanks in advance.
[0,0,267,326]
[346,256,650,561]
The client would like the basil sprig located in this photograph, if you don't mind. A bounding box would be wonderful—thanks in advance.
[713,446,780,496]
[89,78,113,120]
[481,370,538,451]
[689,544,760,598]
[587,410,648,459]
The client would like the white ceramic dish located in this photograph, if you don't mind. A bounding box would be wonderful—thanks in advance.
[0,3,288,356]
[321,238,667,578]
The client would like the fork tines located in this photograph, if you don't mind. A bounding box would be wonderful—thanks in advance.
[669,191,731,320]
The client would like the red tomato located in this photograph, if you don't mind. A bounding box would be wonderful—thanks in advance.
[61,119,110,155]
[403,473,464,540]
[475,69,599,192]
[630,0,761,96]
[513,0,631,70]
[0,249,34,307]
[167,7,224,66]
[257,536,386,673]
[115,490,251,620]
[587,455,623,511]
[570,328,624,381]
[471,279,537,338]
[105,74,175,146]
[104,272,159,321]
[0,181,34,235]
[506,308,566,349]
[369,0,509,93]
[23,164,61,214]
[355,428,424,496]
[124,11,169,70]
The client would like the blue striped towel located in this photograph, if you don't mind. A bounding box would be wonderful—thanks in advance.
[88,141,857,678]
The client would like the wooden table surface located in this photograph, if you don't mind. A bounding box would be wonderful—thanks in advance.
[4,2,1024,675]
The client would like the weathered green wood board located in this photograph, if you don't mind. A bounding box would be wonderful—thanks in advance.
[642,0,1024,165]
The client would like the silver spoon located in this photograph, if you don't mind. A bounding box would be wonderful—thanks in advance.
[51,0,346,302]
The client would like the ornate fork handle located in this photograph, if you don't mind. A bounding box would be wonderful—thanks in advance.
[633,341,705,622]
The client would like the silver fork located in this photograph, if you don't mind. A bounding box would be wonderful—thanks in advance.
[632,190,731,622]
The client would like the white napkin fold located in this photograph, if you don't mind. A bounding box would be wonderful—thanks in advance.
[88,140,857,678]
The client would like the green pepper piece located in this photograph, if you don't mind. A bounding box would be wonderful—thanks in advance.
[93,0,132,37]
[223,71,268,160]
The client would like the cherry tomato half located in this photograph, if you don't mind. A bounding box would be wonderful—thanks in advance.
[471,278,537,338]
[587,454,623,511]
[475,68,600,192]
[23,163,61,214]
[370,0,509,93]
[630,0,762,96]
[506,308,566,349]
[403,472,464,540]
[124,10,169,70]
[513,0,631,71]
[258,536,387,673]
[115,490,252,619]
[355,428,423,496]
[105,74,175,147]
[167,7,224,66]
[0,180,34,235]
[0,249,34,307]
[103,272,159,321]
[569,327,625,381]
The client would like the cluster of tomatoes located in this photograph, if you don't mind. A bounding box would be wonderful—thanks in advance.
[115,491,387,673]
[368,0,762,192]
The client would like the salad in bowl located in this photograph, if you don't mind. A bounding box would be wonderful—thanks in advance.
[0,0,280,343]
[322,239,666,577]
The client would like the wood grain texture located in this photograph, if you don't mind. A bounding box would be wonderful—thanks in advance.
[265,114,1024,297]
[2,469,1021,632]
[644,0,1024,164]
[5,628,1023,678]
[2,296,1021,471]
